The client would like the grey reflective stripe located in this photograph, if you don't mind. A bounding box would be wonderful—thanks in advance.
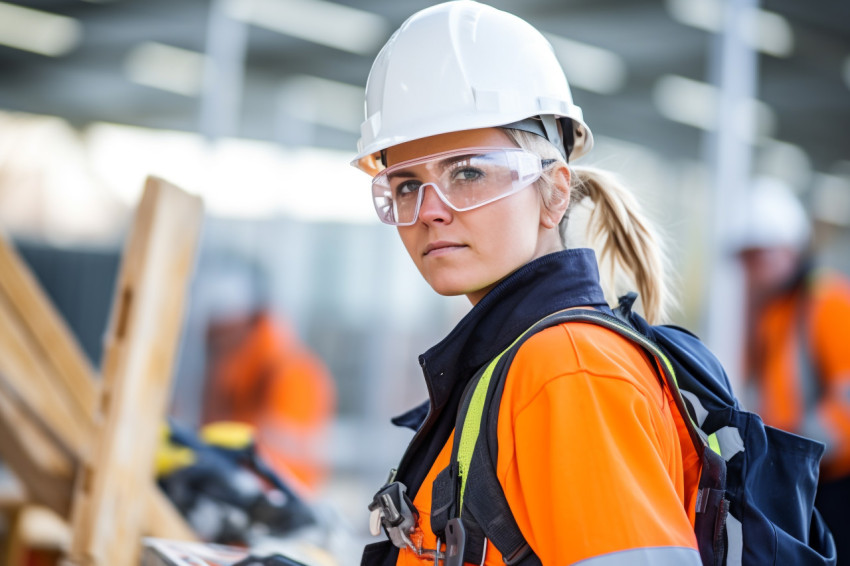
[715,426,745,461]
[572,546,701,565]
[726,513,743,566]
[681,389,709,426]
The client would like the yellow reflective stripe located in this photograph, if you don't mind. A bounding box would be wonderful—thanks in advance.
[611,322,714,448]
[610,322,679,388]
[457,328,536,512]
[585,317,710,435]
[455,310,712,512]
[456,357,499,510]
[708,432,721,456]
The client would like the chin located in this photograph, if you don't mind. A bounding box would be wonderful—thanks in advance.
[423,275,467,296]
[425,275,492,299]
[428,282,468,297]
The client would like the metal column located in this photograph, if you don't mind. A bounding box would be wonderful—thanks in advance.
[199,0,248,140]
[702,0,760,390]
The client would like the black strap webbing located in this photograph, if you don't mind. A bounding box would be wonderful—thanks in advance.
[453,308,723,565]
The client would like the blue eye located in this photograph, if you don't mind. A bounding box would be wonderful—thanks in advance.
[451,167,484,183]
[395,180,422,197]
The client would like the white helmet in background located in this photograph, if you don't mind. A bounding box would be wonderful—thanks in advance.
[352,0,593,175]
[733,176,811,252]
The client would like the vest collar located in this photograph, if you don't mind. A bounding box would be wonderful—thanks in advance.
[394,248,609,429]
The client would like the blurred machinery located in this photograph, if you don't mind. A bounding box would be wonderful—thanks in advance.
[157,420,318,545]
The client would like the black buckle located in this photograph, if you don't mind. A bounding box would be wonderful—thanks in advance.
[444,518,467,566]
[503,542,532,566]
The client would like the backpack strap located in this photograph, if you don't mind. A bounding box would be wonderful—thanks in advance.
[444,307,728,565]
[431,315,552,565]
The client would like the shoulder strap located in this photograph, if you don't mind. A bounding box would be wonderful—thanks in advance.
[452,308,727,565]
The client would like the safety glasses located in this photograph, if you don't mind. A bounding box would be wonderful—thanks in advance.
[371,147,554,226]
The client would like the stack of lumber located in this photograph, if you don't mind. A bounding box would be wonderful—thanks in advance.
[0,177,203,566]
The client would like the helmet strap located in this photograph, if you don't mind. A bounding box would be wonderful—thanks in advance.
[374,118,575,170]
[501,116,574,162]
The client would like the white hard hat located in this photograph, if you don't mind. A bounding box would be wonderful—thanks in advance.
[352,0,593,175]
[733,176,811,252]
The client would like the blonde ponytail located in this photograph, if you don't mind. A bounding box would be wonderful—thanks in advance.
[503,128,674,324]
[569,166,673,324]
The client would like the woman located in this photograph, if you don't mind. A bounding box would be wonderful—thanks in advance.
[354,2,702,564]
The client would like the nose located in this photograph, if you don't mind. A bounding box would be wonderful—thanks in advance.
[417,183,453,224]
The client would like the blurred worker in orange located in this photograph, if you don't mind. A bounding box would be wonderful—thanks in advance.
[736,176,850,564]
[202,307,336,494]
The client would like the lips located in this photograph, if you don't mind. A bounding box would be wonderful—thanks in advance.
[424,241,466,256]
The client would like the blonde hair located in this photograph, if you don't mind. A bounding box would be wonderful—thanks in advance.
[504,128,674,323]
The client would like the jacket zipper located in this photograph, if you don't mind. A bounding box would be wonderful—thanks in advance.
[387,359,438,489]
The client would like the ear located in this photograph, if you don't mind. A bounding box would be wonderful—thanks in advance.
[540,165,571,229]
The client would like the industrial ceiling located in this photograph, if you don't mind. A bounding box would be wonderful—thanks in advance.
[0,0,848,178]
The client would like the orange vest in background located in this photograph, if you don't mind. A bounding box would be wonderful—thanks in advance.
[397,322,701,566]
[203,312,336,492]
[748,271,850,480]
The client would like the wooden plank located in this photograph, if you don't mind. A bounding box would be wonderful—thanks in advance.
[0,290,95,459]
[67,177,203,566]
[0,230,100,421]
[0,385,193,545]
[0,222,195,540]
[0,388,74,517]
[3,505,70,566]
[0,315,194,536]
[146,489,197,541]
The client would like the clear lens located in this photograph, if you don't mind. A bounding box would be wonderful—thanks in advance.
[371,148,545,226]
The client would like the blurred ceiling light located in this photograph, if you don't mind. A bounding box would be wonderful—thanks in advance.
[545,33,627,94]
[0,2,81,57]
[278,75,364,133]
[653,74,776,141]
[665,0,793,57]
[0,111,127,244]
[653,75,716,131]
[84,122,376,222]
[124,42,207,96]
[226,0,389,55]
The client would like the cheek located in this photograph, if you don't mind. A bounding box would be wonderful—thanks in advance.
[468,196,544,280]
[487,194,542,246]
[396,227,421,265]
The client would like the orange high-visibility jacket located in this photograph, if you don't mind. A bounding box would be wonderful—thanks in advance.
[398,316,701,563]
[748,270,850,480]
[362,250,702,566]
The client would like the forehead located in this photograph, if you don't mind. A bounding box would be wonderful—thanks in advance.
[385,128,516,166]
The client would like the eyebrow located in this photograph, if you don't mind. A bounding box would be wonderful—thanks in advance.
[386,169,417,181]
[386,153,483,181]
